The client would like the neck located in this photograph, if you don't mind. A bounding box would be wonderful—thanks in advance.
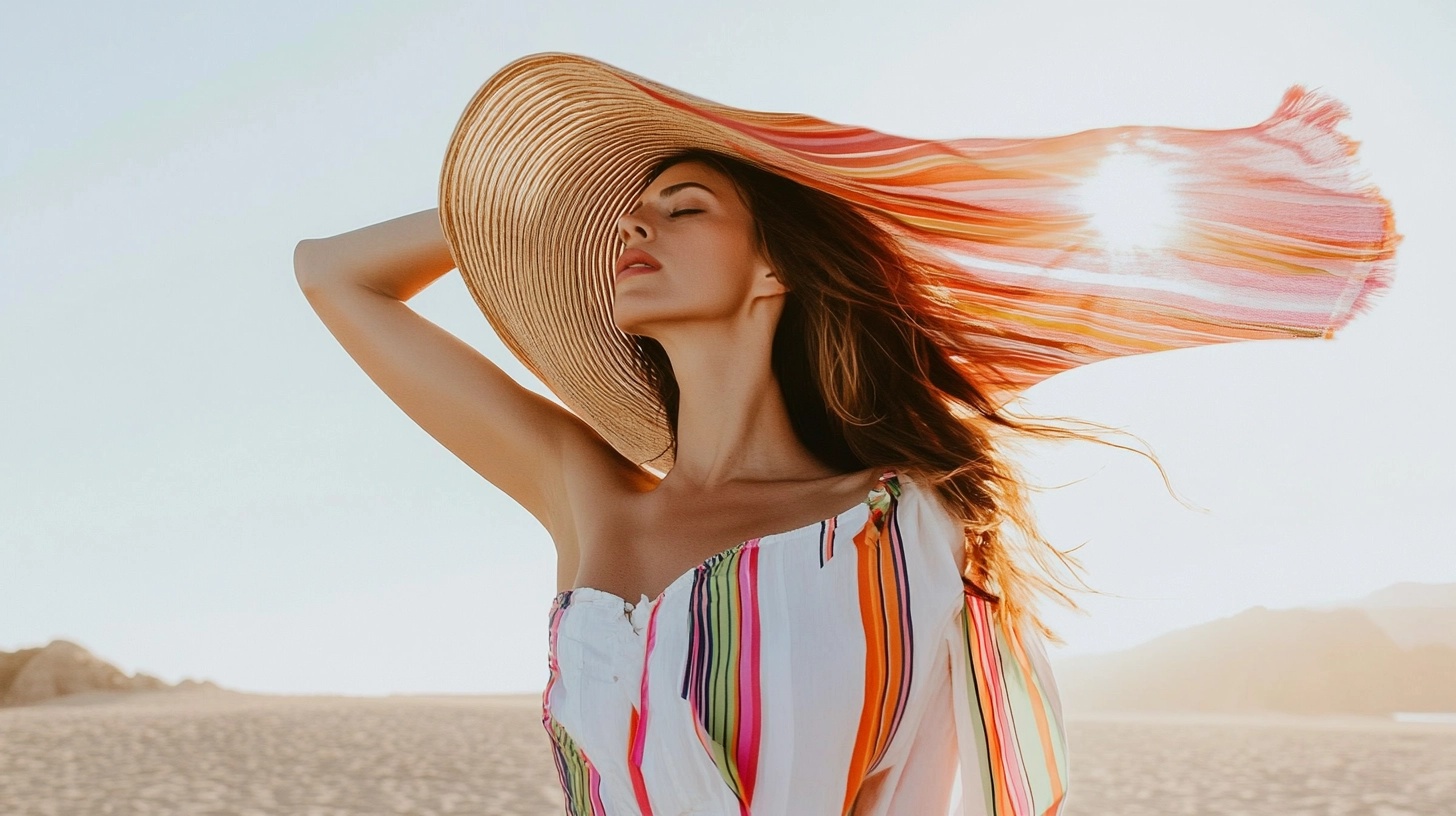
[656,321,832,491]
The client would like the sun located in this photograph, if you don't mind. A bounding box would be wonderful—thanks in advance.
[1073,141,1187,256]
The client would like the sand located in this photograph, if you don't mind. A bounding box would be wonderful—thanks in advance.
[1064,711,1456,816]
[0,690,562,816]
[3,691,1454,815]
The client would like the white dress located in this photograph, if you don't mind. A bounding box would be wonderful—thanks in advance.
[541,469,1069,815]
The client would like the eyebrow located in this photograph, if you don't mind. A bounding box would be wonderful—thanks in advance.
[628,181,716,215]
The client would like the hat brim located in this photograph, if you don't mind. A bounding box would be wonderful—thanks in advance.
[439,52,868,472]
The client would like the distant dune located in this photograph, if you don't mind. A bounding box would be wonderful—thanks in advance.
[1055,582,1456,716]
[1328,581,1456,650]
[1346,581,1456,610]
[0,640,220,708]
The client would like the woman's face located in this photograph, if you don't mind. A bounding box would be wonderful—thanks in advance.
[611,160,784,338]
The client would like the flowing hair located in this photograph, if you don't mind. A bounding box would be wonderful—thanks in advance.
[624,147,1183,643]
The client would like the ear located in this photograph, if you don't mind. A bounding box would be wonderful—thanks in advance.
[756,262,790,297]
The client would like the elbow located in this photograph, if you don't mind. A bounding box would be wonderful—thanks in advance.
[293,238,329,290]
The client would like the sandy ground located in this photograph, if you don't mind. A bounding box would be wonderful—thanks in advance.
[0,691,561,816]
[1065,711,1456,816]
[2,691,1454,815]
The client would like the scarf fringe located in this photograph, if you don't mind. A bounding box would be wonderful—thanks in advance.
[1328,247,1399,336]
[1259,84,1404,337]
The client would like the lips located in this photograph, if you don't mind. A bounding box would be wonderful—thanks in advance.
[615,248,661,280]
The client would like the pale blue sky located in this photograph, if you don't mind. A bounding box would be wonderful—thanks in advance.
[3,0,1451,696]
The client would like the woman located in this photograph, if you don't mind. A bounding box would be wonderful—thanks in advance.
[295,53,1398,815]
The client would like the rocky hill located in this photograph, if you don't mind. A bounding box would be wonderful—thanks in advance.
[1052,582,1456,716]
[0,640,220,708]
[1321,581,1456,651]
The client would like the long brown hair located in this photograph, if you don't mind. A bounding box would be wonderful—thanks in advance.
[624,147,1182,642]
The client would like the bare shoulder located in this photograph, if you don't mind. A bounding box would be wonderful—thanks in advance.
[544,419,660,583]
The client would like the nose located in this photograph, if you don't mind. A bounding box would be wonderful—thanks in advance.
[615,209,652,246]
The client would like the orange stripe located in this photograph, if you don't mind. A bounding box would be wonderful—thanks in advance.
[872,522,906,762]
[843,519,888,815]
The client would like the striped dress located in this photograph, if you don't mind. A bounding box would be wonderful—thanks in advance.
[542,469,1067,815]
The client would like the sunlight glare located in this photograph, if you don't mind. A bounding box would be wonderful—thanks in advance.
[1074,143,1185,254]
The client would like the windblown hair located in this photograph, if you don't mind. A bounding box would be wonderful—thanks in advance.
[625,147,1180,642]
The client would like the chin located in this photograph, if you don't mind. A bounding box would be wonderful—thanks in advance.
[611,300,671,338]
[611,312,654,338]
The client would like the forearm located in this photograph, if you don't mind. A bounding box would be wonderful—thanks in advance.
[294,208,456,301]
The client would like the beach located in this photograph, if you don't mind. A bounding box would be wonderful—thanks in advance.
[2,691,1453,815]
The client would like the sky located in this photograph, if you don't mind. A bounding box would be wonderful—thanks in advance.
[2,0,1451,696]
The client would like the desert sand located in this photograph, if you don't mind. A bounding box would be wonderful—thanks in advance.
[0,689,562,816]
[3,690,1454,815]
[1065,711,1456,816]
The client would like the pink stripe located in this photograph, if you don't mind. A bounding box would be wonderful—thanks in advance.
[588,757,605,815]
[628,601,663,815]
[541,596,567,726]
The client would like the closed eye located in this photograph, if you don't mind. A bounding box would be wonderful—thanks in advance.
[669,209,703,218]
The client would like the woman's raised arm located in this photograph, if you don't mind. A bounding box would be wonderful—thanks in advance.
[292,209,621,570]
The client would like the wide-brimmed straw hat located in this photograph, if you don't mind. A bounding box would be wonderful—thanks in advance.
[437,51,1400,473]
